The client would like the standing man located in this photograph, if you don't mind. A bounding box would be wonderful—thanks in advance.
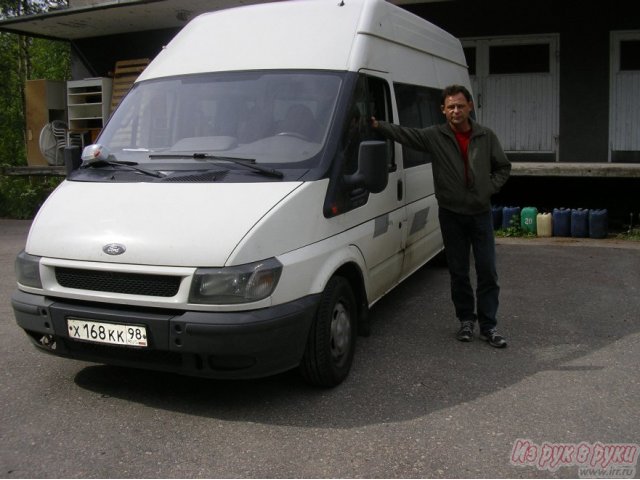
[372,84,511,347]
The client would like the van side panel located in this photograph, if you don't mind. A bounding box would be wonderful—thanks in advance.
[229,174,407,305]
[350,0,466,74]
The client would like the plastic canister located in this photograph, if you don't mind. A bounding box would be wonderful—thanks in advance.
[521,207,538,234]
[502,206,521,230]
[589,209,608,239]
[491,205,503,231]
[552,208,571,237]
[571,208,589,238]
[537,212,552,237]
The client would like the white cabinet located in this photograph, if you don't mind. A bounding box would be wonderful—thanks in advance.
[67,78,113,141]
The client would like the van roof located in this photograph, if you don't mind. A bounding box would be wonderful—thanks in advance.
[137,0,466,81]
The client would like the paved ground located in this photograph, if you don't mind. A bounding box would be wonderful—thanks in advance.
[1,219,639,478]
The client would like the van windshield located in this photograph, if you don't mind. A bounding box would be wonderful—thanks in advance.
[98,71,343,170]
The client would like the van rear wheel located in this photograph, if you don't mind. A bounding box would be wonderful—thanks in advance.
[300,276,356,387]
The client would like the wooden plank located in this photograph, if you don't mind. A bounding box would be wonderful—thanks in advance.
[114,58,149,67]
[110,58,149,112]
[114,66,147,75]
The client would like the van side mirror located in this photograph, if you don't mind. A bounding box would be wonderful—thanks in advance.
[344,141,389,194]
[64,146,82,175]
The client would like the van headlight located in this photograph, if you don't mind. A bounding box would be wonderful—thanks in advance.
[15,250,43,289]
[189,258,282,304]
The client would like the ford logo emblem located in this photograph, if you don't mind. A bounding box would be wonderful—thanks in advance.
[103,243,126,256]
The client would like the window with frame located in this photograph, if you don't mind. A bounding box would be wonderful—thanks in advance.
[394,83,442,168]
[489,43,550,74]
[620,40,640,71]
[463,47,477,76]
[340,74,394,174]
[328,74,393,216]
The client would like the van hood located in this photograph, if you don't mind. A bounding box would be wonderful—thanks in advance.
[27,181,301,267]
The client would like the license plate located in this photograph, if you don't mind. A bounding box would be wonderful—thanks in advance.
[67,318,148,348]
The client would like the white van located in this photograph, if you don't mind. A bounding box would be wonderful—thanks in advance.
[13,0,471,387]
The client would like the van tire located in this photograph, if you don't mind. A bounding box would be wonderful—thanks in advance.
[300,276,356,387]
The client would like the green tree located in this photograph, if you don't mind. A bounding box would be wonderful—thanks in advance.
[0,0,70,165]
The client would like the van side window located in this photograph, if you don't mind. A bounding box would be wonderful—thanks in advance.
[341,75,394,175]
[394,83,442,168]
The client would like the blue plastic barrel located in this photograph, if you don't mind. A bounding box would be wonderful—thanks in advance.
[502,206,521,229]
[552,208,571,237]
[492,205,503,231]
[589,209,608,239]
[571,208,589,238]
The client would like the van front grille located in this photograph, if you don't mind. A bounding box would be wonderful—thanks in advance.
[55,267,181,297]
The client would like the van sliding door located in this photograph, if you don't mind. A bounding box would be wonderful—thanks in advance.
[393,82,442,279]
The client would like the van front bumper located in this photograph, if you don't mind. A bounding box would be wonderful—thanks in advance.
[12,290,319,379]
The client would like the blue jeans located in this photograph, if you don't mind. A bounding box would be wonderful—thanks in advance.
[438,207,500,331]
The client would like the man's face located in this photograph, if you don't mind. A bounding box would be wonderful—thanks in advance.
[441,92,473,130]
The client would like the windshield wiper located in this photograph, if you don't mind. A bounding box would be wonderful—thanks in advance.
[81,158,166,178]
[149,153,284,179]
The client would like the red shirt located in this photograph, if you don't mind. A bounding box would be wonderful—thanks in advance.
[453,128,472,187]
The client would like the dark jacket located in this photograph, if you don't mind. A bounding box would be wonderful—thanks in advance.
[377,119,511,215]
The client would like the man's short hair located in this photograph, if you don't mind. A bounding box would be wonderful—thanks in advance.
[441,85,473,104]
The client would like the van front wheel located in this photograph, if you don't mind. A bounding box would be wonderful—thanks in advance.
[300,276,356,387]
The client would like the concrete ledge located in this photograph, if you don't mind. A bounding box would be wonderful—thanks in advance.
[2,163,640,178]
[1,166,66,176]
[511,162,640,178]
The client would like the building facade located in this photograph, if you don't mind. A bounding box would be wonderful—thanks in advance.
[405,0,640,164]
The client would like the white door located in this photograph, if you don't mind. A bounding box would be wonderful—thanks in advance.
[363,74,408,301]
[610,31,640,161]
[339,72,408,302]
[462,35,560,159]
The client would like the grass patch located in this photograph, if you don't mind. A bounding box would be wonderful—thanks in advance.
[616,228,640,242]
[494,214,536,238]
[494,227,537,238]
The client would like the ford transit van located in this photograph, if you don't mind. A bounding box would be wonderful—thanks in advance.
[13,0,471,386]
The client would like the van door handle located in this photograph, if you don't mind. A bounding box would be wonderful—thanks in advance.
[397,179,403,201]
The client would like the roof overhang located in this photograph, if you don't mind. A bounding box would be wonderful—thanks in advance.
[0,0,443,41]
[0,0,281,41]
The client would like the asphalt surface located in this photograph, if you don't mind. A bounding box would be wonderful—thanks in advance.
[1,219,639,478]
